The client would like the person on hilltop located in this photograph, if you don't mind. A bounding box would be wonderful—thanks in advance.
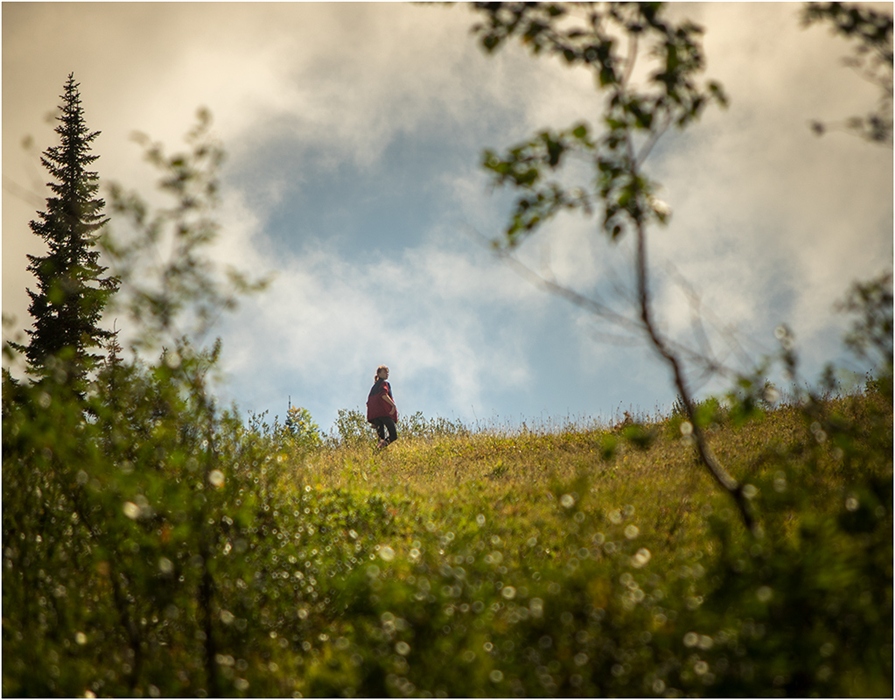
[367,365,398,448]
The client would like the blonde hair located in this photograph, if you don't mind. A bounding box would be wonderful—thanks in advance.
[374,365,389,382]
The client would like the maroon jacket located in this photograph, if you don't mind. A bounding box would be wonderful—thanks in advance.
[366,379,397,422]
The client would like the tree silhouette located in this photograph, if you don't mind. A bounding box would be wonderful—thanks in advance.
[12,73,119,395]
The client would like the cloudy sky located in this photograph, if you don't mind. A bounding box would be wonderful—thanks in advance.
[3,2,892,433]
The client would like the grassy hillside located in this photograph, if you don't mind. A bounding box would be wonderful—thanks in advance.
[263,391,891,697]
[4,379,891,697]
[296,398,876,556]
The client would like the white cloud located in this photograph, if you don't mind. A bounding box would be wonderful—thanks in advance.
[2,2,601,317]
[638,3,891,372]
[4,2,891,426]
[217,230,544,425]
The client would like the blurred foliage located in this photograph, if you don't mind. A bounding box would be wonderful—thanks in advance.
[285,405,323,451]
[330,408,375,448]
[472,1,727,248]
[803,1,893,144]
[399,411,470,441]
[837,271,894,377]
[102,107,269,354]
[327,409,470,448]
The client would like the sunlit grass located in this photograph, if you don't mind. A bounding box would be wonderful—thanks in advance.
[239,390,887,696]
[286,393,883,571]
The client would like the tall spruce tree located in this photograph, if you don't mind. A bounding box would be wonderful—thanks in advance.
[14,73,119,392]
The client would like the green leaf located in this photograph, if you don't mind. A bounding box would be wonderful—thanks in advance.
[621,424,656,450]
[598,433,618,461]
[517,167,540,187]
[545,136,564,166]
[599,66,616,87]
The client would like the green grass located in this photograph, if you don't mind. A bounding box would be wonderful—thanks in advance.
[290,399,858,554]
[257,392,890,697]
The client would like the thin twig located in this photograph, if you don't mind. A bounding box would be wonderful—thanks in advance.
[633,218,756,533]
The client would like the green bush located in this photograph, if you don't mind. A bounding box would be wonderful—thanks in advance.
[329,408,375,448]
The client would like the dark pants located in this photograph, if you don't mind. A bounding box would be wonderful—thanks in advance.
[370,416,398,444]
